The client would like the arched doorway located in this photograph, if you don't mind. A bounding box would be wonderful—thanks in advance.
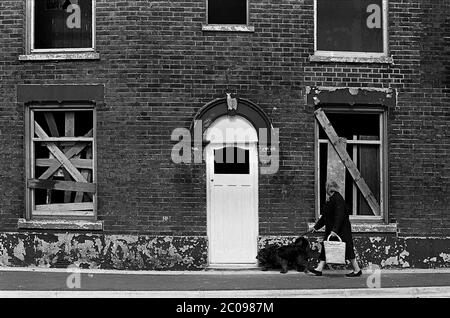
[205,116,258,267]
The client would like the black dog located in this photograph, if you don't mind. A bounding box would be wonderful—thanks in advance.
[256,237,311,274]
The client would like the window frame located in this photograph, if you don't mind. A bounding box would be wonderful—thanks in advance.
[203,0,254,32]
[25,104,98,221]
[313,0,389,59]
[25,0,96,54]
[314,107,388,223]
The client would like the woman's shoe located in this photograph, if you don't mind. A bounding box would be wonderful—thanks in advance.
[345,270,362,277]
[308,269,323,276]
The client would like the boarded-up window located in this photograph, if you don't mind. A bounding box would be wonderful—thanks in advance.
[317,111,384,217]
[316,0,385,53]
[33,0,94,50]
[27,107,96,219]
[207,0,247,25]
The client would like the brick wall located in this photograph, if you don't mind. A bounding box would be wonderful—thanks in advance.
[0,0,449,236]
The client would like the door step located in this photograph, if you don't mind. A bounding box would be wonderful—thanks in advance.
[207,264,260,271]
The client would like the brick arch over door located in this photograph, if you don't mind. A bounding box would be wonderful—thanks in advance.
[190,98,274,146]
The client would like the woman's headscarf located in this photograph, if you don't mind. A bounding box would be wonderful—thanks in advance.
[325,180,340,201]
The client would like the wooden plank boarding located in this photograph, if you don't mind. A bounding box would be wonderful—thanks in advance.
[32,210,95,217]
[64,112,75,203]
[35,202,94,212]
[75,146,92,203]
[38,141,91,180]
[43,113,60,204]
[28,179,96,194]
[44,113,60,137]
[35,122,88,183]
[38,129,93,180]
[65,112,75,137]
[29,109,96,218]
[34,137,93,142]
[315,108,381,216]
[36,158,93,169]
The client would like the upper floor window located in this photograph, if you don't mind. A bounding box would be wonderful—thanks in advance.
[314,0,388,59]
[22,0,98,60]
[207,0,248,25]
[32,0,94,51]
[203,0,254,32]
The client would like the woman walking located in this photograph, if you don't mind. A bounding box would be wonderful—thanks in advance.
[309,181,362,277]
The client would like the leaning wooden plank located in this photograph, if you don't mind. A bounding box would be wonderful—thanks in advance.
[63,114,75,203]
[36,158,93,169]
[62,169,72,203]
[44,113,59,137]
[75,146,92,203]
[38,129,93,180]
[315,108,380,216]
[32,210,95,217]
[65,112,75,137]
[28,179,96,193]
[35,122,87,183]
[35,202,94,212]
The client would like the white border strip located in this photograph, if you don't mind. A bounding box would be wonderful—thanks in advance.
[1,267,450,275]
[1,287,450,298]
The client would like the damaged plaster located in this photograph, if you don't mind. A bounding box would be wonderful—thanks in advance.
[0,233,448,270]
[259,236,450,270]
[306,86,397,108]
[0,233,207,270]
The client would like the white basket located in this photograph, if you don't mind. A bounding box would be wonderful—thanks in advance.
[324,234,346,264]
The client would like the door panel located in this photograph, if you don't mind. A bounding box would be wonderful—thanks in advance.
[207,143,258,265]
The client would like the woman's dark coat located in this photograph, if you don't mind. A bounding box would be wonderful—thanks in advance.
[314,191,355,260]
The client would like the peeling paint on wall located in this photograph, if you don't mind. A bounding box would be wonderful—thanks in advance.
[439,253,450,262]
[259,236,450,270]
[0,233,449,270]
[306,86,397,108]
[12,239,25,262]
[0,233,207,270]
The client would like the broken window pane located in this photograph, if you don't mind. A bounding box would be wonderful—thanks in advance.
[34,0,93,50]
[208,0,247,25]
[319,112,380,140]
[316,0,384,53]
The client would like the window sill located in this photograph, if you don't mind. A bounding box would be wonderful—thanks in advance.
[202,24,255,33]
[19,52,100,61]
[17,218,103,231]
[308,222,398,234]
[309,55,394,64]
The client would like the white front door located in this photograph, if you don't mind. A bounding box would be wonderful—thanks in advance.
[206,117,259,266]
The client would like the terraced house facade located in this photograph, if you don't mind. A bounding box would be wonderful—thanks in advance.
[0,0,449,270]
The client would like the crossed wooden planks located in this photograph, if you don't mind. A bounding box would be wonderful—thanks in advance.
[29,112,95,212]
[315,108,381,216]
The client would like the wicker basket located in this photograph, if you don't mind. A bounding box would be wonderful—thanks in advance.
[324,234,346,264]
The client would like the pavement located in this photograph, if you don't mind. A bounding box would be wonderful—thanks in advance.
[0,267,450,298]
